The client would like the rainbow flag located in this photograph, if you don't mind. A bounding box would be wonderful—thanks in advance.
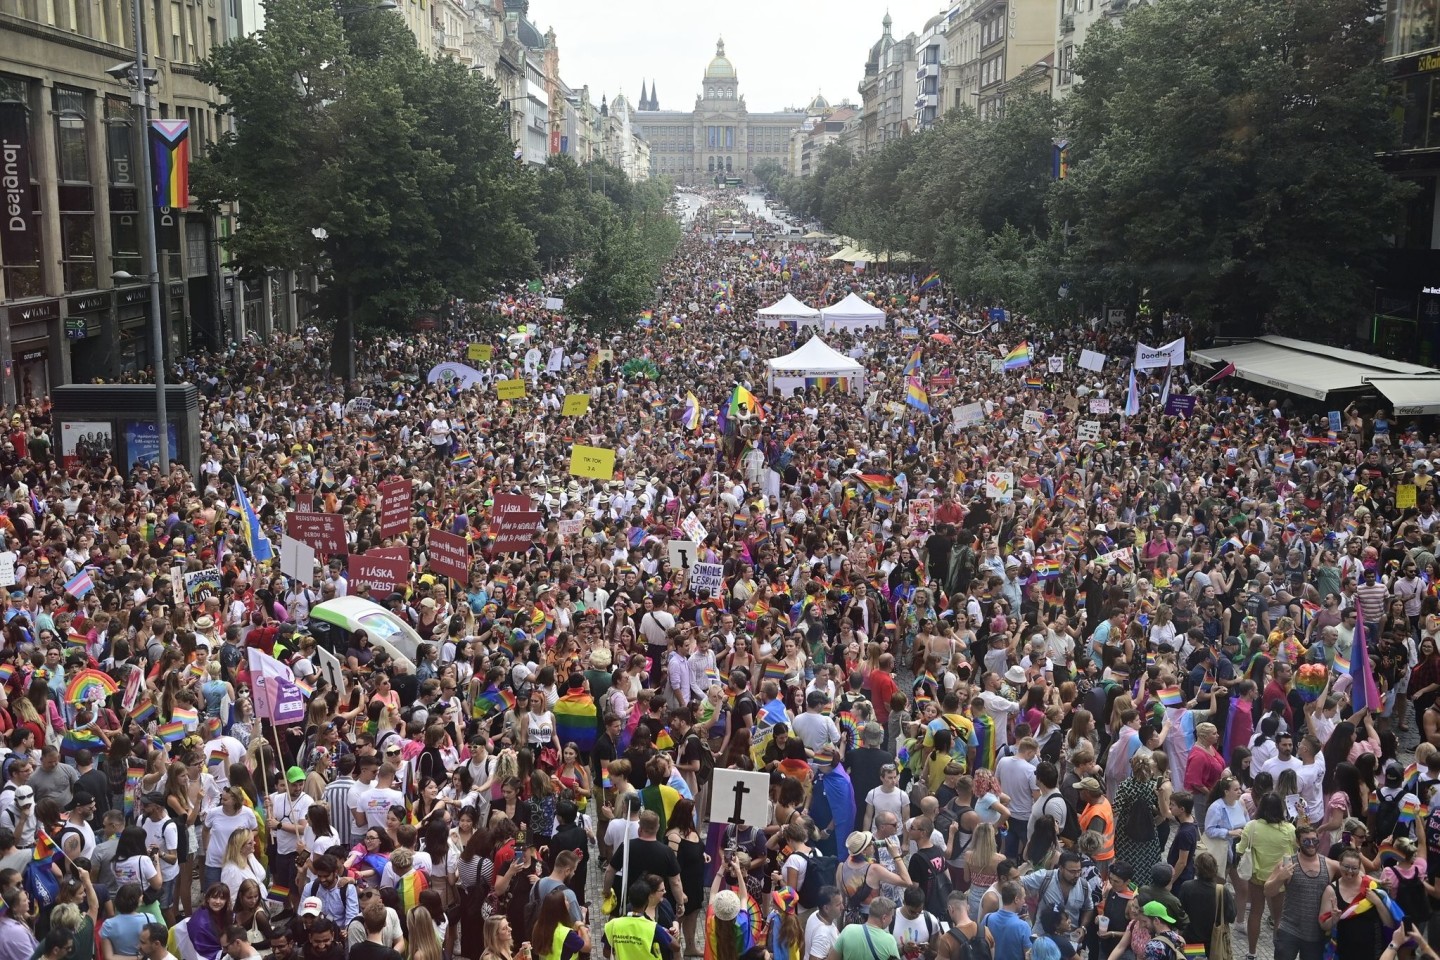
[473,685,516,719]
[32,829,57,863]
[171,705,199,725]
[1182,947,1205,959]
[857,473,897,494]
[396,870,428,914]
[267,884,291,903]
[639,783,682,833]
[123,759,145,815]
[0,664,15,685]
[1401,798,1422,823]
[1034,559,1062,580]
[149,119,190,208]
[837,712,859,751]
[452,451,474,468]
[763,661,788,684]
[1025,376,1044,390]
[728,384,766,421]
[1003,342,1032,370]
[906,376,930,414]
[157,721,187,743]
[293,677,315,699]
[1377,840,1402,866]
[1158,687,1184,708]
[61,728,104,754]
[552,690,598,753]
[653,727,675,751]
[804,376,840,393]
[919,271,941,292]
[130,698,157,726]
[903,345,924,376]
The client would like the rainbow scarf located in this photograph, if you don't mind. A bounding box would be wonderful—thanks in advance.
[553,690,598,753]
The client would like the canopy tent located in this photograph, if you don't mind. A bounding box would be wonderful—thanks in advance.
[826,246,860,262]
[1369,376,1440,415]
[1191,335,1439,402]
[820,292,887,333]
[756,293,821,329]
[765,335,866,398]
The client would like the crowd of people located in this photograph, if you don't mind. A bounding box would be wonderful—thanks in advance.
[0,189,1432,960]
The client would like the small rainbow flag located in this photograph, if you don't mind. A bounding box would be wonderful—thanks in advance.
[474,686,516,718]
[653,727,675,751]
[293,677,315,699]
[32,829,57,863]
[763,662,788,684]
[1003,342,1033,371]
[601,762,613,790]
[1377,840,1402,865]
[452,451,474,468]
[0,664,15,685]
[1182,947,1206,959]
[1025,376,1044,390]
[157,721,187,743]
[171,705,199,725]
[1332,652,1351,674]
[1034,559,1062,580]
[267,884,291,902]
[130,698,157,725]
[1158,687,1184,708]
[1401,798,1422,822]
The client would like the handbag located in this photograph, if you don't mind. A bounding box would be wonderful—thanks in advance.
[1235,824,1255,882]
[1208,882,1234,960]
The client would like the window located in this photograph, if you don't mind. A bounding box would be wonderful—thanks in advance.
[1058,45,1074,85]
[54,87,96,291]
[105,94,141,278]
[1388,0,1440,57]
[0,77,42,298]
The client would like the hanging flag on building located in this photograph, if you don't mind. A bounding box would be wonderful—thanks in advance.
[149,119,190,209]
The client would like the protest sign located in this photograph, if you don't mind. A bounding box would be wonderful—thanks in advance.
[561,394,591,416]
[985,471,1015,502]
[467,343,492,362]
[1164,395,1196,418]
[496,379,527,400]
[667,540,701,570]
[184,567,223,602]
[279,536,316,583]
[1077,420,1101,442]
[1022,410,1046,433]
[286,511,348,557]
[428,530,471,582]
[570,445,616,480]
[1048,357,1064,373]
[379,480,413,538]
[952,402,984,427]
[346,552,410,598]
[689,562,725,597]
[1078,350,1107,373]
[1089,398,1111,415]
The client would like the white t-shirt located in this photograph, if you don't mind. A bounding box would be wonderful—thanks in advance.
[380,852,434,887]
[142,817,180,881]
[865,786,909,825]
[803,911,839,960]
[782,851,808,892]
[269,791,314,855]
[112,853,157,888]
[360,786,406,828]
[891,910,941,946]
[203,807,259,867]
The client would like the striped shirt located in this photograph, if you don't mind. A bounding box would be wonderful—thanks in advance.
[323,777,357,849]
[1355,582,1389,624]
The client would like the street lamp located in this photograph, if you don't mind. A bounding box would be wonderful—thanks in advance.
[106,0,169,471]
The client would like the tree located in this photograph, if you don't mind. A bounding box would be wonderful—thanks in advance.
[751,159,785,196]
[1056,0,1409,335]
[567,208,655,331]
[195,0,534,349]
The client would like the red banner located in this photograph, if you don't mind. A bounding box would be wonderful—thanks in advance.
[427,530,471,582]
[490,510,541,555]
[379,480,413,538]
[286,511,348,557]
[347,551,411,598]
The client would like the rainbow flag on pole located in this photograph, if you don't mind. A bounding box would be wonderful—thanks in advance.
[149,119,190,209]
[918,271,941,292]
[1003,342,1032,370]
[905,376,930,414]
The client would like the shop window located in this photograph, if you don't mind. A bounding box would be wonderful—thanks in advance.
[54,87,96,291]
[105,94,142,278]
[0,76,42,299]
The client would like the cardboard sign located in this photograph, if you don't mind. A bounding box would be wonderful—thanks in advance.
[710,768,772,829]
[315,646,347,700]
[544,297,565,312]
[286,511,348,557]
[952,402,984,428]
[561,394,591,416]
[1398,484,1418,509]
[467,343,492,362]
[184,567,223,602]
[279,536,316,583]
[427,530,471,582]
[1022,410,1046,433]
[908,498,935,531]
[1089,398,1111,415]
[667,540,701,570]
[0,555,14,588]
[1078,349,1107,373]
[689,562,725,597]
[558,518,583,542]
[985,471,1015,502]
[569,445,616,480]
[1048,357,1064,373]
[496,379,527,401]
[681,512,709,543]
[379,479,413,538]
[1077,420,1101,442]
[346,552,411,598]
[1164,394,1196,418]
[491,493,533,519]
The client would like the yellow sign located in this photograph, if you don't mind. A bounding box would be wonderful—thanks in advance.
[495,379,527,400]
[467,343,492,362]
[598,349,614,363]
[561,394,591,416]
[569,444,616,480]
[1398,483,1418,509]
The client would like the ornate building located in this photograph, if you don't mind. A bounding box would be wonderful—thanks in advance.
[633,39,804,184]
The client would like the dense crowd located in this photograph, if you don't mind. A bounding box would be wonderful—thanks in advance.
[0,190,1433,960]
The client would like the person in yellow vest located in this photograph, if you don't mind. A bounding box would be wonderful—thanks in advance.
[1075,777,1115,877]
[603,880,674,960]
[531,886,589,960]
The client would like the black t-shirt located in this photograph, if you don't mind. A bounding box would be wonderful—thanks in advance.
[608,838,680,891]
[908,845,944,890]
[350,942,401,960]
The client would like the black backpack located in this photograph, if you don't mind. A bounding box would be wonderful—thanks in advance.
[1373,789,1407,840]
[918,851,953,917]
[1041,792,1081,846]
[686,734,714,785]
[798,852,838,909]
[1124,792,1156,844]
[1039,729,1063,766]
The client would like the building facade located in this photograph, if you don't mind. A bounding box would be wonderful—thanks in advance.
[0,0,238,399]
[632,39,804,185]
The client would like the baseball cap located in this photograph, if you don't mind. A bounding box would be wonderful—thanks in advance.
[66,790,94,811]
[299,896,324,917]
[1075,777,1102,793]
[141,792,166,809]
[286,766,306,784]
[1142,900,1177,924]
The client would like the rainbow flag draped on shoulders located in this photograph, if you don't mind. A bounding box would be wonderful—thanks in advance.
[972,713,998,772]
[396,869,428,914]
[728,384,766,422]
[705,889,758,960]
[553,689,598,753]
[640,783,682,833]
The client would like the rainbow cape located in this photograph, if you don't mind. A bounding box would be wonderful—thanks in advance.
[396,869,428,914]
[553,690,598,753]
[639,783,682,833]
[705,890,758,960]
[972,713,998,772]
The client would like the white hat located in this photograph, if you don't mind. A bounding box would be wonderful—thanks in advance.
[299,896,323,917]
[712,890,742,922]
[1004,665,1026,685]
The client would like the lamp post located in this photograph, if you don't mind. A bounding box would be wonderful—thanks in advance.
[108,0,168,471]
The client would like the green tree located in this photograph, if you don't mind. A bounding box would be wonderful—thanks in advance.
[195,0,534,354]
[1056,0,1409,334]
[751,159,786,195]
[568,208,655,331]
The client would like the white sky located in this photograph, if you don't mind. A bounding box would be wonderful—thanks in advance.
[530,0,950,113]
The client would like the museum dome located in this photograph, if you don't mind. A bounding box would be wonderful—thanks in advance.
[705,37,736,79]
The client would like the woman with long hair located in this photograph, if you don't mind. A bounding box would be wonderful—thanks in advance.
[665,798,706,957]
[303,803,341,860]
[418,818,451,908]
[407,906,445,960]
[1203,775,1249,921]
[962,821,1005,916]
[165,756,200,918]
[1113,753,1164,872]
[1024,815,1060,872]
[479,915,515,960]
[187,884,234,960]
[344,827,395,888]
[220,828,265,902]
[232,878,274,957]
[530,888,587,960]
[1240,793,1297,959]
[765,888,803,960]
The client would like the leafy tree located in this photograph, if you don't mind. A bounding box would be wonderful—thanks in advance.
[1056,0,1409,335]
[195,0,534,353]
[568,208,655,331]
[751,159,786,195]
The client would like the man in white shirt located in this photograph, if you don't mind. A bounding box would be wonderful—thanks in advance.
[269,767,315,894]
[1259,732,1303,783]
[975,671,1021,749]
[804,888,842,960]
[1294,735,1327,825]
[792,691,843,757]
[140,793,180,907]
[359,764,405,829]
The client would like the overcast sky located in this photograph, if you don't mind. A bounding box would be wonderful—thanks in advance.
[530,0,950,113]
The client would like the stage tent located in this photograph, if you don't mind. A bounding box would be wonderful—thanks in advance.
[765,335,866,398]
[756,294,821,329]
[820,292,887,333]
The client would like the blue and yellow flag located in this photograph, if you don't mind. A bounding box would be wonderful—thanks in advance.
[235,484,274,562]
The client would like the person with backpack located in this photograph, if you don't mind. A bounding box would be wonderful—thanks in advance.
[1371,760,1421,844]
[904,815,953,920]
[1030,762,1078,850]
[890,887,942,953]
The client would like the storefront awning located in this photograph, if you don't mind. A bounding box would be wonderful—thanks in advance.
[1190,335,1439,402]
[1368,377,1440,415]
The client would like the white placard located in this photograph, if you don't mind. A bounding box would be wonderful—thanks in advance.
[558,518,582,542]
[544,297,564,311]
[1089,398,1112,414]
[547,346,564,372]
[1048,357,1064,373]
[315,646,347,700]
[952,402,984,428]
[1077,420,1101,442]
[709,768,772,830]
[280,535,316,583]
[985,471,1015,502]
[170,564,184,602]
[681,512,709,543]
[1022,410,1046,433]
[688,562,725,597]
[1134,337,1186,371]
[0,555,14,588]
[667,539,702,570]
[989,359,1004,373]
[1078,350,1107,373]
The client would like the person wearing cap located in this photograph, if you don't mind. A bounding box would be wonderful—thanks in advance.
[1140,899,1187,958]
[268,766,314,895]
[1074,777,1114,874]
[837,831,912,922]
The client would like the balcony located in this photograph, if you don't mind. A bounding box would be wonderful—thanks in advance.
[440,31,462,51]
[914,92,939,108]
[916,62,941,79]
[1061,14,1074,32]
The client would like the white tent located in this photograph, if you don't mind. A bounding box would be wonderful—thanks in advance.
[820,292,887,333]
[756,293,821,329]
[765,335,866,398]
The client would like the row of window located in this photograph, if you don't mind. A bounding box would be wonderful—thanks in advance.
[0,0,217,65]
[1387,0,1440,58]
[1,75,202,298]
[979,52,1005,88]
